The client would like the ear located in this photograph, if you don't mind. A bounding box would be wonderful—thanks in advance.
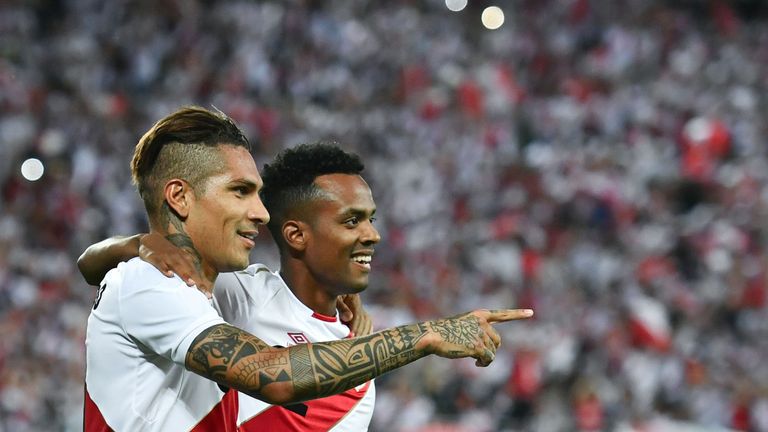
[163,179,193,219]
[282,220,309,252]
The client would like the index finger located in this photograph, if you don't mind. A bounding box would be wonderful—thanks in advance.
[484,309,534,323]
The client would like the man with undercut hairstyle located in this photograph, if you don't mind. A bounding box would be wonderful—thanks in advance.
[82,106,533,431]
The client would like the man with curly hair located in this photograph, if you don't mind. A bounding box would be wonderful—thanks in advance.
[224,143,379,430]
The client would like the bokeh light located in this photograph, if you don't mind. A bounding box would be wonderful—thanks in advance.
[20,158,44,181]
[445,0,467,12]
[481,6,505,29]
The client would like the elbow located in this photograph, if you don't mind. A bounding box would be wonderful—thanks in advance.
[76,254,98,286]
[248,383,298,406]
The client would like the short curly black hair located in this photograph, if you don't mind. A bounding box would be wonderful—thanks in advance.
[260,141,365,245]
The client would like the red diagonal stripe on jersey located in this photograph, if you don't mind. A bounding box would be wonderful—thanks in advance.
[191,387,240,432]
[84,389,113,432]
[85,387,238,432]
[239,382,371,432]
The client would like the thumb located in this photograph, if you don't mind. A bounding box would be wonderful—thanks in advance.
[336,296,354,322]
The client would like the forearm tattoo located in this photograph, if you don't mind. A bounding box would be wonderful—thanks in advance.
[187,316,489,402]
[290,324,430,399]
[186,322,431,402]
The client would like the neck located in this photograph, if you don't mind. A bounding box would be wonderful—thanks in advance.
[279,257,338,317]
[151,209,218,293]
[164,232,218,287]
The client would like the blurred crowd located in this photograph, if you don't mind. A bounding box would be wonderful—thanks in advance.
[2,0,768,430]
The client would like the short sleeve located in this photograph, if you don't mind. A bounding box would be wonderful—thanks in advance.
[120,274,225,365]
[213,271,256,329]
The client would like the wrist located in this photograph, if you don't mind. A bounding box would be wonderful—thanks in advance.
[121,234,143,260]
[413,321,438,355]
[136,232,153,256]
[133,232,146,244]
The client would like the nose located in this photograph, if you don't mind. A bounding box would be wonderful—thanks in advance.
[248,195,270,225]
[361,220,381,245]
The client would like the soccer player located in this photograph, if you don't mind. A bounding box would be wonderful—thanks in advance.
[81,143,379,430]
[223,143,380,430]
[81,106,533,431]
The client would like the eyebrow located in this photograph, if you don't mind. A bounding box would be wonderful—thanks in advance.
[229,179,262,191]
[341,207,376,217]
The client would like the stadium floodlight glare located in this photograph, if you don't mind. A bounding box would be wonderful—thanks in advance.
[481,6,505,29]
[445,0,468,12]
[21,158,44,181]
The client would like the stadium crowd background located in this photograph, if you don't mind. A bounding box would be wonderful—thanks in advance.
[2,0,768,430]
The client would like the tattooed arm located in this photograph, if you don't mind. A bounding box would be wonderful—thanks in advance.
[78,233,369,316]
[186,308,533,405]
[78,232,206,288]
[78,234,145,285]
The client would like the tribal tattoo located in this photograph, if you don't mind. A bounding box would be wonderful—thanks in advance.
[186,313,496,403]
[160,201,204,275]
[186,324,288,395]
[289,328,425,398]
[425,314,484,357]
[159,201,184,233]
[185,322,432,403]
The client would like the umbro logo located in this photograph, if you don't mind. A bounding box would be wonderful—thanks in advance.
[288,332,309,344]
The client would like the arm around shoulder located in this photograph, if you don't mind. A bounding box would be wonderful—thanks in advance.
[77,234,143,285]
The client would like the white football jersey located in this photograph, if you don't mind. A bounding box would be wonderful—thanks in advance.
[85,258,238,432]
[214,264,375,432]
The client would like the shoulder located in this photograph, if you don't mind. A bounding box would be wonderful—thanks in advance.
[111,257,190,294]
[215,263,281,303]
[239,262,274,278]
[110,258,220,342]
[219,263,276,288]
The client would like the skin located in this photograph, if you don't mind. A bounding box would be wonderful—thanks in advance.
[81,143,534,406]
[186,308,532,404]
[174,153,532,402]
[159,145,269,293]
[77,232,373,334]
[281,173,381,316]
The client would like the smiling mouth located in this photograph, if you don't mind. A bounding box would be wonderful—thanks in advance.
[351,255,372,270]
[238,231,258,247]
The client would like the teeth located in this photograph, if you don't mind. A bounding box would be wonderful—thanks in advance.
[352,256,371,264]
